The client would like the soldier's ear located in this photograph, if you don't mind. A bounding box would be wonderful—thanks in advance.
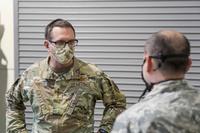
[146,56,153,73]
[186,57,192,72]
[44,40,50,49]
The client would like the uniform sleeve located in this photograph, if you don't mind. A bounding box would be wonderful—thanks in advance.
[111,112,129,133]
[99,73,126,132]
[6,77,29,133]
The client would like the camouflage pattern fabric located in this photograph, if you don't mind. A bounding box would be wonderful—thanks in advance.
[111,80,200,133]
[6,57,126,133]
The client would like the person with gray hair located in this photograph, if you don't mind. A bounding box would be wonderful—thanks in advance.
[111,30,200,133]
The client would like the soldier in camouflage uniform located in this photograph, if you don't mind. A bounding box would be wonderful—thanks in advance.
[6,19,126,133]
[111,30,200,133]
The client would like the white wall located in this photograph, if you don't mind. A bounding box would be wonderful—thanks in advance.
[0,0,14,132]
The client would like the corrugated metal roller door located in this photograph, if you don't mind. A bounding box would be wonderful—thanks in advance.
[15,0,200,132]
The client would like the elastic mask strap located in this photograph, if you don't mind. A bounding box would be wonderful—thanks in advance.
[138,59,154,102]
[138,82,153,102]
[150,53,189,71]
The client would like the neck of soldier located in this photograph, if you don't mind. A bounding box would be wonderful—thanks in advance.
[150,70,185,84]
[49,57,74,74]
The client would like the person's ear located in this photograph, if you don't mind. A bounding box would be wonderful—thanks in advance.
[186,57,192,72]
[146,56,153,72]
[44,40,50,49]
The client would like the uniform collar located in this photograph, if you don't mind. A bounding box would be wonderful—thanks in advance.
[41,56,82,80]
[145,79,189,99]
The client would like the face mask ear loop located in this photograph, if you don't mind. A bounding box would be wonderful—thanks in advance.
[138,59,153,102]
[138,81,153,102]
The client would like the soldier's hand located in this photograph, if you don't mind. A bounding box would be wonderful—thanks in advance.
[97,129,108,133]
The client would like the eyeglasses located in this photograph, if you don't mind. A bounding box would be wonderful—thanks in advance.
[49,39,78,49]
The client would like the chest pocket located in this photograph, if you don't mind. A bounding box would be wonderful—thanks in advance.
[64,79,98,121]
[30,78,53,119]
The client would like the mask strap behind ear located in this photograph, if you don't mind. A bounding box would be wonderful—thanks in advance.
[150,54,189,62]
[150,54,189,71]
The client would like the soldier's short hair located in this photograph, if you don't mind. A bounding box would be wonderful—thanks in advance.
[144,30,190,74]
[45,18,76,40]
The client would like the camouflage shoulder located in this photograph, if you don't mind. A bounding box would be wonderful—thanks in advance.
[21,58,47,79]
[77,58,104,76]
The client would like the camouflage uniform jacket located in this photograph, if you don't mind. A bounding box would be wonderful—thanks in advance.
[6,57,126,133]
[111,80,200,133]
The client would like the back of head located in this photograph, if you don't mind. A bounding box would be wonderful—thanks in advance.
[144,30,190,75]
